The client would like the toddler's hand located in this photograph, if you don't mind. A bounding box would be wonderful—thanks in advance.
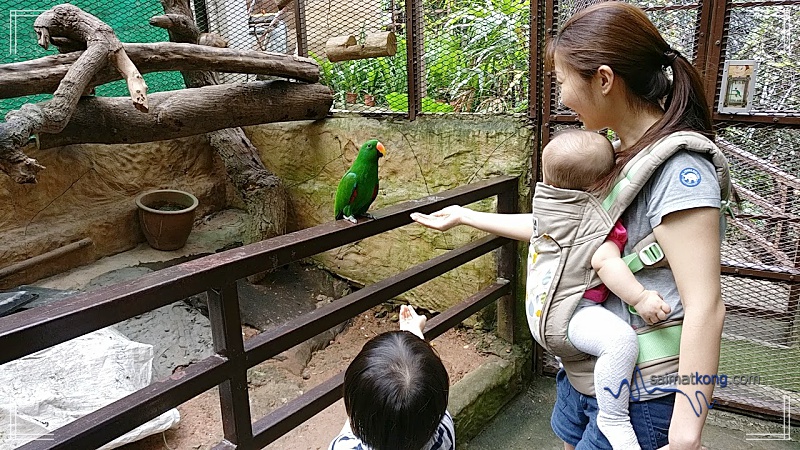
[399,305,426,339]
[633,290,671,325]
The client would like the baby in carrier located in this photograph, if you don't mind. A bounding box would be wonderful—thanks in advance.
[542,129,672,449]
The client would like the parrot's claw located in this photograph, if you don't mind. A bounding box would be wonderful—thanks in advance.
[345,215,358,224]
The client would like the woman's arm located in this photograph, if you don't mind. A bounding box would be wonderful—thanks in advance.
[410,206,534,242]
[653,207,725,450]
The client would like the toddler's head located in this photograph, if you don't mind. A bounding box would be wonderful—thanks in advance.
[343,330,449,450]
[542,129,614,191]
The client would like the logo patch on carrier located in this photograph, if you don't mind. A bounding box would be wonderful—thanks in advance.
[679,167,701,187]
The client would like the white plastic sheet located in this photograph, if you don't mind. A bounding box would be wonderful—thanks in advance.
[0,328,180,449]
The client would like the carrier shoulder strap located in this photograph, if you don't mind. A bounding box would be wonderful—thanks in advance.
[601,131,731,272]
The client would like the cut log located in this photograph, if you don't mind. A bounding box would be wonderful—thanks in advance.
[0,43,320,99]
[36,80,332,149]
[326,31,397,62]
[325,35,357,60]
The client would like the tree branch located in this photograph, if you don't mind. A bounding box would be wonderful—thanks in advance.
[36,80,333,149]
[0,43,321,99]
[0,4,148,182]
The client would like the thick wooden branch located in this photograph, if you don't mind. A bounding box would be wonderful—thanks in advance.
[34,4,148,112]
[0,43,320,99]
[149,13,199,42]
[37,80,332,149]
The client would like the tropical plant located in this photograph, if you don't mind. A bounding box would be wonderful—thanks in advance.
[314,0,530,113]
[424,0,530,113]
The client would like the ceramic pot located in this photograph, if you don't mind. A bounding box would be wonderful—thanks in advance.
[135,189,198,251]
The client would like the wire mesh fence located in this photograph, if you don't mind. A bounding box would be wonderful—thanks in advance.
[726,1,800,114]
[717,124,799,418]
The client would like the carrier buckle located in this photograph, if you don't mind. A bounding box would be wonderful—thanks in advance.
[639,242,664,266]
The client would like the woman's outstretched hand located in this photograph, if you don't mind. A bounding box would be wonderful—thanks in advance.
[410,205,466,231]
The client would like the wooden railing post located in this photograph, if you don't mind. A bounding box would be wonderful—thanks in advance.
[496,182,519,343]
[208,282,253,448]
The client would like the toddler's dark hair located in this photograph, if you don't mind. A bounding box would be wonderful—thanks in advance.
[343,330,449,450]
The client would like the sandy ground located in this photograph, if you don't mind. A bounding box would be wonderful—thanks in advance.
[121,306,490,450]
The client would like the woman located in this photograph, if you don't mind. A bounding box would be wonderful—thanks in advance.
[410,3,725,449]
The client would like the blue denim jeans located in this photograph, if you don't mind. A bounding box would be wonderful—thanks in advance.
[551,369,674,450]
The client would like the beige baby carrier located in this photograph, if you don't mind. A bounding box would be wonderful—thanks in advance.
[525,131,732,396]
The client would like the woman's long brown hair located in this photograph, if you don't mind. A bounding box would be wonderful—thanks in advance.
[546,2,713,193]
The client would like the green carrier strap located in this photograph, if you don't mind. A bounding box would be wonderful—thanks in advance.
[636,323,682,365]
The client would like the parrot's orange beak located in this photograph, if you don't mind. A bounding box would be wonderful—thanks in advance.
[376,142,386,157]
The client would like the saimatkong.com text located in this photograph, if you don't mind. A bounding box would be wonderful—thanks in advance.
[650,372,761,388]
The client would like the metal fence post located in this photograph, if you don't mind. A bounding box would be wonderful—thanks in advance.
[293,0,308,57]
[208,283,253,448]
[405,0,423,120]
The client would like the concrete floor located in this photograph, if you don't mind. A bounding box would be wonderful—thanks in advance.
[464,375,799,450]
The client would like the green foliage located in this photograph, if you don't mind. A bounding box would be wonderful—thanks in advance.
[385,92,455,112]
[425,0,530,112]
[314,0,529,113]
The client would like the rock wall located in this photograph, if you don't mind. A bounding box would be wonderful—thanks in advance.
[245,114,533,313]
[0,136,231,289]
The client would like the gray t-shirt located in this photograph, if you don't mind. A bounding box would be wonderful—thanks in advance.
[603,150,723,328]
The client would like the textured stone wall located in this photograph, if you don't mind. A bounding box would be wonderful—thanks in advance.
[245,114,533,313]
[0,136,231,289]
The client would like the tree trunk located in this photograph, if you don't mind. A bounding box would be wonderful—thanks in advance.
[157,0,290,244]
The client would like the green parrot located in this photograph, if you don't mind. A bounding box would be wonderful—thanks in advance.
[335,139,386,223]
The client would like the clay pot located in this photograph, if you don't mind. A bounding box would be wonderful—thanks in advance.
[345,92,358,104]
[135,189,199,251]
[363,94,376,107]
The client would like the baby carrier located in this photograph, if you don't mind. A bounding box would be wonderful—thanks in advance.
[525,131,732,396]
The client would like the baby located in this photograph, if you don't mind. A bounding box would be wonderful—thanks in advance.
[542,129,671,449]
[329,305,454,450]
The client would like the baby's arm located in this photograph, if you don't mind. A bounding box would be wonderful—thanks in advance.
[592,241,671,325]
[399,305,427,339]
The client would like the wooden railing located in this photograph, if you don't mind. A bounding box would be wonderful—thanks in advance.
[0,175,519,450]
